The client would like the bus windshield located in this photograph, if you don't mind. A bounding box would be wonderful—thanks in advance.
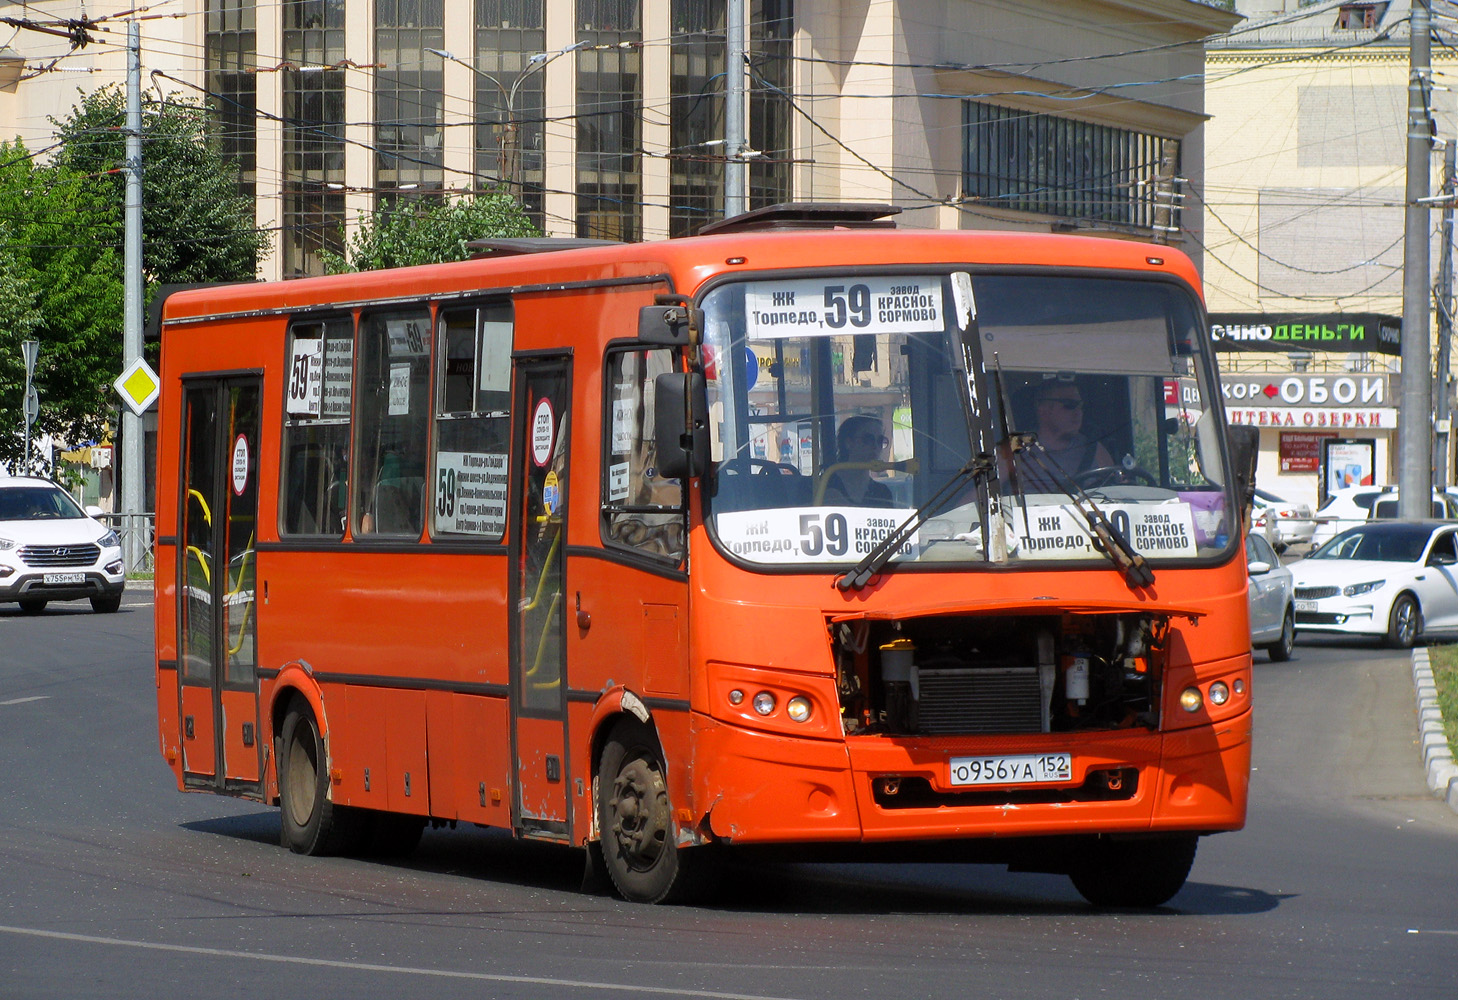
[702,270,1233,569]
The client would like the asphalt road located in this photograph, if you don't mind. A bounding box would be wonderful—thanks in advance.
[1,594,1454,999]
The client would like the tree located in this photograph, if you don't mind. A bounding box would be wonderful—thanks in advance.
[1,89,265,473]
[321,192,539,273]
[49,86,267,283]
[0,140,123,473]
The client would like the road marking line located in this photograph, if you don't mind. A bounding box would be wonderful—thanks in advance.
[0,925,807,999]
[0,696,50,706]
[1407,928,1458,935]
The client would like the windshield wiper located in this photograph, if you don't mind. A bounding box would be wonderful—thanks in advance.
[835,455,995,592]
[1015,440,1155,589]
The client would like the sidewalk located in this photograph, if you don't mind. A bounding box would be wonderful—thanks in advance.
[1410,647,1458,815]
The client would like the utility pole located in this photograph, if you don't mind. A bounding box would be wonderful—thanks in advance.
[1400,0,1433,518]
[1435,141,1455,489]
[724,0,747,220]
[121,19,144,570]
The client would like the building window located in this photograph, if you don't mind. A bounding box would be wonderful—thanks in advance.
[1337,4,1382,30]
[375,0,445,198]
[282,0,346,277]
[205,0,257,211]
[475,0,546,227]
[576,0,642,241]
[667,0,793,237]
[668,0,725,237]
[963,101,1179,231]
[749,0,793,211]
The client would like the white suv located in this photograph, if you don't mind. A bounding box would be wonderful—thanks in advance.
[1309,486,1458,549]
[0,476,126,613]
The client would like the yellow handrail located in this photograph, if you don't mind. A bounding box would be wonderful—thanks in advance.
[226,533,256,656]
[188,489,212,527]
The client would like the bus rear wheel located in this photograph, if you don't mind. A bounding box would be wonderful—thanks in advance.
[597,719,685,903]
[277,702,364,856]
[1068,834,1198,908]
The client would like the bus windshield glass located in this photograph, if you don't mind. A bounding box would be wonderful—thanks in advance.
[701,270,1233,569]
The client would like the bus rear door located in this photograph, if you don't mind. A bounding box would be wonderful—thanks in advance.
[510,357,572,838]
[177,375,263,795]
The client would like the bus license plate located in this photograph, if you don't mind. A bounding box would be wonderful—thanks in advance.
[949,753,1072,787]
[43,573,85,585]
[1294,600,1317,612]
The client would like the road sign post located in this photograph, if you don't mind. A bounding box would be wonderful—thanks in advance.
[21,340,39,474]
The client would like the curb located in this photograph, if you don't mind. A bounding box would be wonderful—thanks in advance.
[1410,648,1458,814]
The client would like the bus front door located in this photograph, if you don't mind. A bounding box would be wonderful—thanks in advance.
[509,358,572,839]
[177,376,263,795]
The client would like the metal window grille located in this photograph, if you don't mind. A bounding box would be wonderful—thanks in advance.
[963,101,1178,232]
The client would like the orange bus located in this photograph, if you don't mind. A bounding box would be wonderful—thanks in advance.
[154,203,1256,906]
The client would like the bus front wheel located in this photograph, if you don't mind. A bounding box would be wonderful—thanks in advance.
[596,718,685,903]
[1068,833,1198,908]
[277,702,364,856]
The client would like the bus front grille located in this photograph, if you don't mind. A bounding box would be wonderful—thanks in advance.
[914,666,1044,735]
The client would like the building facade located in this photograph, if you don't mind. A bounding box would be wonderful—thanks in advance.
[2,0,1236,280]
[1205,0,1458,510]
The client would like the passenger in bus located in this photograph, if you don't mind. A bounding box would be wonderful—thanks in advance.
[822,415,895,507]
[1020,380,1113,491]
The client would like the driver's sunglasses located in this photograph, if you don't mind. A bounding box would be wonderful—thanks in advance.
[1042,398,1083,411]
[856,433,889,447]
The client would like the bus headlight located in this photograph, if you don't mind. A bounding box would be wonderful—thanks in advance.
[1208,681,1230,706]
[752,691,776,716]
[786,696,812,723]
[1179,687,1203,712]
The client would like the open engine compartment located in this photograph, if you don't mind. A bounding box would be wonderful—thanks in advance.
[832,610,1173,737]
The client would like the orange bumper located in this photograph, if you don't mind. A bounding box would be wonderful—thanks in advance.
[689,709,1250,845]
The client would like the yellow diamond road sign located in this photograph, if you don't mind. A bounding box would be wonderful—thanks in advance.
[114,358,160,416]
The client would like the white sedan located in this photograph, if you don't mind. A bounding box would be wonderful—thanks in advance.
[1289,521,1458,648]
[1247,532,1295,660]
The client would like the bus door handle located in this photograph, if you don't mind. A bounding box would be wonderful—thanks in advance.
[575,591,591,631]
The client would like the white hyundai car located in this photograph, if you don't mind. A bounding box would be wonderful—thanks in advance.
[1290,521,1458,648]
[0,476,126,614]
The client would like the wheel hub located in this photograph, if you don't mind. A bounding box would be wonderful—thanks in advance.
[610,757,670,870]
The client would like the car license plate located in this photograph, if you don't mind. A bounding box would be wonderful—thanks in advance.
[43,572,85,585]
[1294,600,1317,612]
[949,753,1072,787]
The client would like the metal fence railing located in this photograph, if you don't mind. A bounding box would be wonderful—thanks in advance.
[95,511,155,575]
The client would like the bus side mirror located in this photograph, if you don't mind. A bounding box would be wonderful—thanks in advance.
[639,295,702,346]
[654,372,708,480]
[1228,425,1259,516]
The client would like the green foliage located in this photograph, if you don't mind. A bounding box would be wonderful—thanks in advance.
[322,192,538,273]
[0,139,124,473]
[49,86,267,283]
[1,88,265,473]
[1430,645,1458,759]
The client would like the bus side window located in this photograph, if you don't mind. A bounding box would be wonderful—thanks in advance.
[432,302,512,538]
[280,318,353,537]
[601,348,685,560]
[354,309,432,537]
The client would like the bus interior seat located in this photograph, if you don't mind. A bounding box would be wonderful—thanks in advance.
[712,466,808,512]
[372,477,423,533]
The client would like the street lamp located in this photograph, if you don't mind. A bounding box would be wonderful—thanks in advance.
[428,40,588,192]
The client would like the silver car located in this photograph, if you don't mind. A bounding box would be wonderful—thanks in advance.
[1247,532,1295,661]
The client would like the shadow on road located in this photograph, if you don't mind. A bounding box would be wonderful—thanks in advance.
[180,811,1287,917]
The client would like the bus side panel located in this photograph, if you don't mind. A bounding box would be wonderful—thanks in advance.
[337,684,428,815]
[451,693,512,828]
[424,688,457,820]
